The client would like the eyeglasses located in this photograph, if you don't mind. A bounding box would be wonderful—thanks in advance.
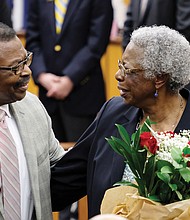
[118,60,143,77]
[0,51,33,75]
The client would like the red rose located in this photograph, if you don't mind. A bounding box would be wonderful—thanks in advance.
[140,132,158,154]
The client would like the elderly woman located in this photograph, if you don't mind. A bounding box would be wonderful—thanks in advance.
[117,25,190,132]
[51,26,190,219]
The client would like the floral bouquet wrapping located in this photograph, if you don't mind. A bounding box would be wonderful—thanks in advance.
[101,118,190,219]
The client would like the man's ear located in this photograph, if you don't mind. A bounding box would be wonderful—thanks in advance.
[154,74,169,89]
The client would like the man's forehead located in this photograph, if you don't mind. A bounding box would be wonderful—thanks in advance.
[0,38,25,57]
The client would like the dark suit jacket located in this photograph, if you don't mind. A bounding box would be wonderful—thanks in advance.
[51,89,190,218]
[0,0,12,27]
[122,0,190,49]
[26,0,113,116]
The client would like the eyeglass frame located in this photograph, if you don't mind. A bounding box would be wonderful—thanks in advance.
[118,59,144,77]
[0,51,33,75]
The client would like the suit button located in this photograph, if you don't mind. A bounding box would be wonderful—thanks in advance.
[54,45,61,51]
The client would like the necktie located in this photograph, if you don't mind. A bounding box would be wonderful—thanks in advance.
[0,110,21,220]
[55,0,69,34]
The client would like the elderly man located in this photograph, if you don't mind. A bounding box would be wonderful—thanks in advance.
[0,22,65,220]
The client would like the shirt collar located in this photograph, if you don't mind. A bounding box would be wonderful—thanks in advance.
[0,104,11,118]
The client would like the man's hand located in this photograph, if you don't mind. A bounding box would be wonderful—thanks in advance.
[38,72,60,91]
[38,73,74,100]
[46,76,74,100]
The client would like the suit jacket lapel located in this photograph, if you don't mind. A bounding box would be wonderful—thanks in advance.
[134,0,141,24]
[9,104,41,218]
[46,0,57,39]
[139,0,151,25]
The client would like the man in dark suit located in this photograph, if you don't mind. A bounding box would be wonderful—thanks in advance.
[122,0,190,89]
[0,0,12,27]
[122,0,190,49]
[26,0,113,142]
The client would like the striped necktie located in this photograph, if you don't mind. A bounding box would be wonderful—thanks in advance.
[55,0,69,34]
[0,110,21,220]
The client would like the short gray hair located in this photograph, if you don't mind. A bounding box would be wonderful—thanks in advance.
[130,25,190,92]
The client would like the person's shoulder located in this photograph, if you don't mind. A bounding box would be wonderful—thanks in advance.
[24,91,40,102]
[25,91,38,98]
[12,92,41,109]
[100,96,132,117]
[105,96,129,109]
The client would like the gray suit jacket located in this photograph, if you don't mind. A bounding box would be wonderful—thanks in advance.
[0,92,65,220]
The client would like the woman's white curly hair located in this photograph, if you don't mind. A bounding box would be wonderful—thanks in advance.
[130,25,190,92]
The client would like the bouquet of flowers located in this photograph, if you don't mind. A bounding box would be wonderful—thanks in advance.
[101,118,190,219]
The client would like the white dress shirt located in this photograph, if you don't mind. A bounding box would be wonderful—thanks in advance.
[140,0,149,19]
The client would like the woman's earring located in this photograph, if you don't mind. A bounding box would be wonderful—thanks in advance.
[154,90,158,98]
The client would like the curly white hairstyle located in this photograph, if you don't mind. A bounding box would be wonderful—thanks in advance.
[130,25,190,92]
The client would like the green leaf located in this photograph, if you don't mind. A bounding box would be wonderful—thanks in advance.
[171,147,182,163]
[149,179,161,196]
[132,128,141,150]
[135,178,147,197]
[106,137,141,177]
[141,117,152,132]
[183,146,190,155]
[179,167,190,183]
[106,136,132,159]
[157,172,170,183]
[105,138,125,157]
[148,195,161,202]
[144,155,156,192]
[156,160,173,171]
[172,160,183,169]
[161,166,173,174]
[168,183,177,191]
[115,124,131,146]
[130,149,145,178]
[175,190,183,200]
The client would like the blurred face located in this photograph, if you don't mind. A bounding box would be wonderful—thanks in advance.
[0,36,31,105]
[115,41,155,108]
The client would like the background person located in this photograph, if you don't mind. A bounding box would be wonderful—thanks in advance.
[25,0,113,143]
[51,25,190,218]
[0,0,12,27]
[0,22,65,220]
[122,0,190,49]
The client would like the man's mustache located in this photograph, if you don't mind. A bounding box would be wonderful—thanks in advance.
[13,76,30,89]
